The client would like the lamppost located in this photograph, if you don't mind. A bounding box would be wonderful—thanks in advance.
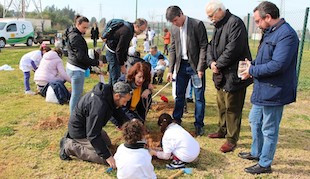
[135,0,138,20]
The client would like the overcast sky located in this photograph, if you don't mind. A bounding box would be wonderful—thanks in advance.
[3,0,309,29]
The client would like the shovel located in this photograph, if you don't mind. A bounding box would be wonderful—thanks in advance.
[152,81,171,99]
[168,168,193,179]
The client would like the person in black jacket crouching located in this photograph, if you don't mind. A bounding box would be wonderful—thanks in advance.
[59,81,132,169]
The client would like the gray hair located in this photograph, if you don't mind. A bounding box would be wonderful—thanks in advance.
[134,18,148,27]
[205,0,226,13]
[113,81,132,95]
[166,6,183,22]
[254,1,280,19]
[150,45,157,51]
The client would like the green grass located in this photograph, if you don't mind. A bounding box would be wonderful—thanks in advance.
[0,126,15,137]
[0,40,310,178]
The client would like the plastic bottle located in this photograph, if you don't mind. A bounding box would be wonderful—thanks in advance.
[191,74,202,88]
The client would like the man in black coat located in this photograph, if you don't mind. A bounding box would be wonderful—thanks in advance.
[105,18,147,85]
[206,1,252,153]
[91,23,99,47]
[59,81,132,169]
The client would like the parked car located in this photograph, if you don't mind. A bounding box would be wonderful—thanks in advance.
[0,19,34,48]
[33,29,57,45]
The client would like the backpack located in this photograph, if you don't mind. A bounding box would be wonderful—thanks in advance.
[101,19,125,40]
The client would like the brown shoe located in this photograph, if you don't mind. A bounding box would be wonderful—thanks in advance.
[207,132,225,139]
[220,142,236,153]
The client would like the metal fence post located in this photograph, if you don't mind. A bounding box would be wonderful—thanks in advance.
[297,7,309,85]
[157,22,160,46]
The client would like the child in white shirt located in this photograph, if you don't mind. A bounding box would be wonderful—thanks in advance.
[143,38,150,53]
[19,44,51,94]
[131,34,137,48]
[114,119,157,179]
[149,113,200,169]
[154,54,169,84]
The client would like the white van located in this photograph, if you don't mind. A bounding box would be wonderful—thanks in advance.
[0,19,34,48]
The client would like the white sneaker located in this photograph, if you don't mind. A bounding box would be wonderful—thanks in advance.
[25,90,36,95]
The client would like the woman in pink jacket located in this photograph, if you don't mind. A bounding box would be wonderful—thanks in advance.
[34,49,71,89]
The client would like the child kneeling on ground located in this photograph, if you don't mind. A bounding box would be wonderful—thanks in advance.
[149,113,200,169]
[114,119,157,179]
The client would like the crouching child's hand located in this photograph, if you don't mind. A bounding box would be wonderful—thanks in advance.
[148,149,157,156]
[106,156,116,169]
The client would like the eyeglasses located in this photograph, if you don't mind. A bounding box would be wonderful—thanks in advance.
[208,8,219,19]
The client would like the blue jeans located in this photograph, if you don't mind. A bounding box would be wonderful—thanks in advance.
[173,61,206,127]
[106,50,120,85]
[249,104,284,167]
[66,68,85,113]
[23,71,31,91]
[188,81,193,100]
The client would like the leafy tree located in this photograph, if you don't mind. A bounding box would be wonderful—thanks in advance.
[99,18,106,29]
[0,4,14,18]
[42,5,76,30]
[90,17,97,27]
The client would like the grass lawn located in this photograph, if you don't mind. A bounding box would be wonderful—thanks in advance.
[0,40,309,179]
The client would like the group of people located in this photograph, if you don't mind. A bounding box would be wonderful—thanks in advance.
[17,0,299,177]
[19,44,71,98]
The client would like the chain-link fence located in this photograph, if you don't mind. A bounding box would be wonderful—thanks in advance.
[245,8,310,50]
[244,7,309,85]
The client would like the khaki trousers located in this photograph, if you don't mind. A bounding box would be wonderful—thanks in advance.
[216,88,247,144]
[65,130,112,164]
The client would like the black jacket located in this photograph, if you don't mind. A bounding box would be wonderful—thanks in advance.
[67,27,99,70]
[68,82,128,159]
[207,10,252,92]
[124,78,151,121]
[106,22,134,66]
[91,27,99,40]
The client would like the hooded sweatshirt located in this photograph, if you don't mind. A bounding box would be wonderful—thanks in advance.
[68,82,128,159]
[34,51,71,85]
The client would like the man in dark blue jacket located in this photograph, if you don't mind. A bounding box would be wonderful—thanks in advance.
[59,81,132,169]
[239,1,299,174]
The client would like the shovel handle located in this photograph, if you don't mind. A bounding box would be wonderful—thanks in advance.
[168,170,184,179]
[152,82,171,99]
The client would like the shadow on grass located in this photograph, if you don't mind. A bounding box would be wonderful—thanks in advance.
[276,127,310,150]
[275,168,310,176]
[190,148,228,171]
[274,159,310,167]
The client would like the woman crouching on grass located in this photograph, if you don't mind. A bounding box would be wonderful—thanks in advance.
[110,62,153,127]
[149,113,200,169]
[34,48,71,90]
[114,119,156,179]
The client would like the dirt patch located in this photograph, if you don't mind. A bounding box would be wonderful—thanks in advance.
[34,116,69,130]
[90,73,108,81]
[0,164,6,175]
[150,102,174,117]
[145,132,163,149]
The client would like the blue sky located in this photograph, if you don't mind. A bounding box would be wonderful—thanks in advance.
[32,0,309,23]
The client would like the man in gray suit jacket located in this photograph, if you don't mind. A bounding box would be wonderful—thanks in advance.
[166,6,208,136]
